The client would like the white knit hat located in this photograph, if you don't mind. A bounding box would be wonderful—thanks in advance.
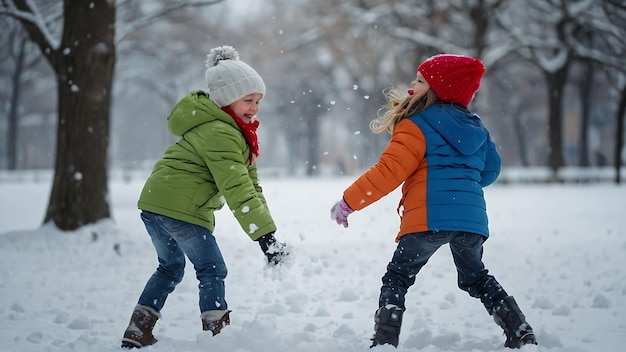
[204,45,266,107]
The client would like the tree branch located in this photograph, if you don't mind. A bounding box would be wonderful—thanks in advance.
[2,0,60,48]
[1,0,60,70]
[116,0,225,43]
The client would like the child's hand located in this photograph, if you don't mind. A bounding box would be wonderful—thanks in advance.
[256,233,289,265]
[330,198,354,228]
[265,241,289,265]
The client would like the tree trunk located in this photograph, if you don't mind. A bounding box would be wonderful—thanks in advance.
[544,65,569,180]
[44,0,116,230]
[7,34,26,170]
[615,84,626,184]
[305,94,322,176]
[511,104,530,167]
[469,0,490,57]
[578,59,592,167]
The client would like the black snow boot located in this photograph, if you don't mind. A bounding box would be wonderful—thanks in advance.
[492,296,537,349]
[370,305,403,348]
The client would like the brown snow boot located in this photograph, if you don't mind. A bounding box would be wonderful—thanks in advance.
[492,296,537,349]
[201,310,232,336]
[121,305,160,349]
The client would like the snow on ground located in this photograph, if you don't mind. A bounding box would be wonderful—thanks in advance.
[0,176,625,352]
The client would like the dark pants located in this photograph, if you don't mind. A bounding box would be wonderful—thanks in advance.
[379,231,507,314]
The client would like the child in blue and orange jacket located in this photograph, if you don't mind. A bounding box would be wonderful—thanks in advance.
[330,54,536,349]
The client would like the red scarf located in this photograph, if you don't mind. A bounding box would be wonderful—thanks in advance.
[221,106,260,165]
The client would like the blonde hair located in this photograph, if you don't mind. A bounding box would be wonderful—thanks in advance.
[370,88,438,134]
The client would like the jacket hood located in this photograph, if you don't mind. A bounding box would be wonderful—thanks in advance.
[167,90,236,136]
[420,102,489,155]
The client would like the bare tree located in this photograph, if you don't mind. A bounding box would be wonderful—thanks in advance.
[250,0,350,175]
[2,20,43,170]
[498,1,572,178]
[2,0,116,229]
[599,0,626,183]
[0,0,224,230]
[325,0,520,164]
[498,0,626,179]
[615,82,626,183]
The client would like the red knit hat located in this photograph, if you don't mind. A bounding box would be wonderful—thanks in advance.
[417,54,485,106]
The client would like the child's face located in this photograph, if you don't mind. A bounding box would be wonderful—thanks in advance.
[410,71,431,98]
[229,93,263,124]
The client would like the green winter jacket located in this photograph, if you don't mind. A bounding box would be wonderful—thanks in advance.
[137,90,276,240]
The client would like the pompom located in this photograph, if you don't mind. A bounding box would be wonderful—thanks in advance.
[205,45,240,68]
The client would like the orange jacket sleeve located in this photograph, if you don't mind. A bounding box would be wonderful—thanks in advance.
[343,119,426,210]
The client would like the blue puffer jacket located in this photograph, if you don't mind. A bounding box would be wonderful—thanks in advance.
[407,102,501,237]
[343,101,500,240]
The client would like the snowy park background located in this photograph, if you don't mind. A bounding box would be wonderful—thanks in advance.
[1,172,625,352]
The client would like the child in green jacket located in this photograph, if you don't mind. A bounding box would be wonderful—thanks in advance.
[121,45,288,349]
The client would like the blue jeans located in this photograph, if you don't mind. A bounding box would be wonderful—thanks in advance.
[137,211,228,313]
[379,231,507,313]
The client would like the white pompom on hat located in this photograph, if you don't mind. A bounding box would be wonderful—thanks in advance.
[204,45,266,107]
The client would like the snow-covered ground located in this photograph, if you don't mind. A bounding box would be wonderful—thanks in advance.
[1,176,625,352]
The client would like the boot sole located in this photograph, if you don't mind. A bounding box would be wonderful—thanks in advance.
[520,332,537,345]
[121,339,142,349]
[370,333,399,348]
[505,332,537,348]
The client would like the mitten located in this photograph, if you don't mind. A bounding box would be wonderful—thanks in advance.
[330,198,354,228]
[256,233,288,265]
